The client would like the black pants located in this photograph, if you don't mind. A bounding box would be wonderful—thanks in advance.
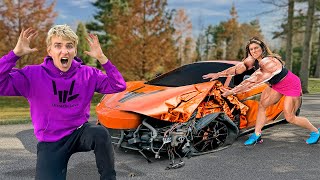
[35,122,116,180]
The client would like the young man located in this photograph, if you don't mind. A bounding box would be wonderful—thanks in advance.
[0,25,126,180]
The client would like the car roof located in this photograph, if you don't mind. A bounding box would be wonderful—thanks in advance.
[146,60,240,87]
[194,60,240,65]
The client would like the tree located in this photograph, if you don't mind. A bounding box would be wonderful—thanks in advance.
[315,29,320,77]
[202,4,263,61]
[184,37,194,63]
[300,0,315,93]
[285,0,294,70]
[195,33,205,61]
[0,0,57,67]
[173,9,194,65]
[239,19,263,56]
[240,19,263,42]
[224,3,242,60]
[76,22,93,66]
[95,0,177,80]
[261,0,301,73]
[194,13,206,61]
[86,0,128,50]
[203,25,215,60]
[263,0,320,78]
[313,1,320,77]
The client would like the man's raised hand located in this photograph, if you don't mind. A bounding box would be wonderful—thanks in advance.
[84,34,108,64]
[13,28,38,57]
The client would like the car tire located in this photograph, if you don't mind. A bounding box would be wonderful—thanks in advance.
[189,113,239,156]
[191,119,228,152]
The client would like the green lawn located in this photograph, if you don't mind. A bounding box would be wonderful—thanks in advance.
[0,93,104,125]
[308,78,320,94]
[0,79,319,125]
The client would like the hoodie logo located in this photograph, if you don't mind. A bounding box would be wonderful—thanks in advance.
[52,80,79,103]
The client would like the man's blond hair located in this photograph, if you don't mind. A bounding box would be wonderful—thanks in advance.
[46,24,78,48]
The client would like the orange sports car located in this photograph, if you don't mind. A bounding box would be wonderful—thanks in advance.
[96,61,289,168]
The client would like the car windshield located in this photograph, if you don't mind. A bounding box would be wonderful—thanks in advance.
[145,62,235,87]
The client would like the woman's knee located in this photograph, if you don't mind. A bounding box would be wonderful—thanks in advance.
[284,111,295,123]
[258,101,268,109]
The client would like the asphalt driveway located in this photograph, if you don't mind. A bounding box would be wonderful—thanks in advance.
[0,94,319,180]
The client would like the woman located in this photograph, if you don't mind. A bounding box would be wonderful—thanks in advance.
[202,37,319,145]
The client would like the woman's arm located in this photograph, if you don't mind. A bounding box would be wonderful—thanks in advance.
[202,56,255,81]
[222,57,282,96]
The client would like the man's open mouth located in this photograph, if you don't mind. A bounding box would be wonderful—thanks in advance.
[61,58,68,67]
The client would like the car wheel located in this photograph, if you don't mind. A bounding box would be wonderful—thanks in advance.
[188,113,239,156]
[191,119,228,152]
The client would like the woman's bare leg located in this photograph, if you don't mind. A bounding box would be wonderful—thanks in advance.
[283,96,318,132]
[254,86,283,134]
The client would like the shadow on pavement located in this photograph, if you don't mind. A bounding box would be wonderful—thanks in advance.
[16,129,37,154]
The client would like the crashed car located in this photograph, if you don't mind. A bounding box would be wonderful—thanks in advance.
[96,61,286,168]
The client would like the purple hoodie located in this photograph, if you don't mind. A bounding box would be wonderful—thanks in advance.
[0,50,126,142]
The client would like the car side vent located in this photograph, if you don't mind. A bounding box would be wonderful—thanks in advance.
[119,91,145,103]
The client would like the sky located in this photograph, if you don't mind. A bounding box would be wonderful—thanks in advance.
[53,0,290,48]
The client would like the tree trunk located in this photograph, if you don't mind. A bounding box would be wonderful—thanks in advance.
[299,0,315,94]
[285,0,294,70]
[314,29,320,78]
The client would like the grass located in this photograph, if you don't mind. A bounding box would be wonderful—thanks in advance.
[0,79,319,125]
[308,78,320,94]
[0,93,104,125]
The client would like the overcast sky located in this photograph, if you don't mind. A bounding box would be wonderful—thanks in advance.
[54,0,290,47]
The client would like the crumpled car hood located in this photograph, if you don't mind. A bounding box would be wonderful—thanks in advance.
[99,80,248,123]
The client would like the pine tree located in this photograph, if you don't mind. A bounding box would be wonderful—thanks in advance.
[76,22,93,66]
[86,0,128,49]
[88,0,177,80]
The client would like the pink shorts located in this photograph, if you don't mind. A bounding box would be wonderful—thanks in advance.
[271,70,302,97]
